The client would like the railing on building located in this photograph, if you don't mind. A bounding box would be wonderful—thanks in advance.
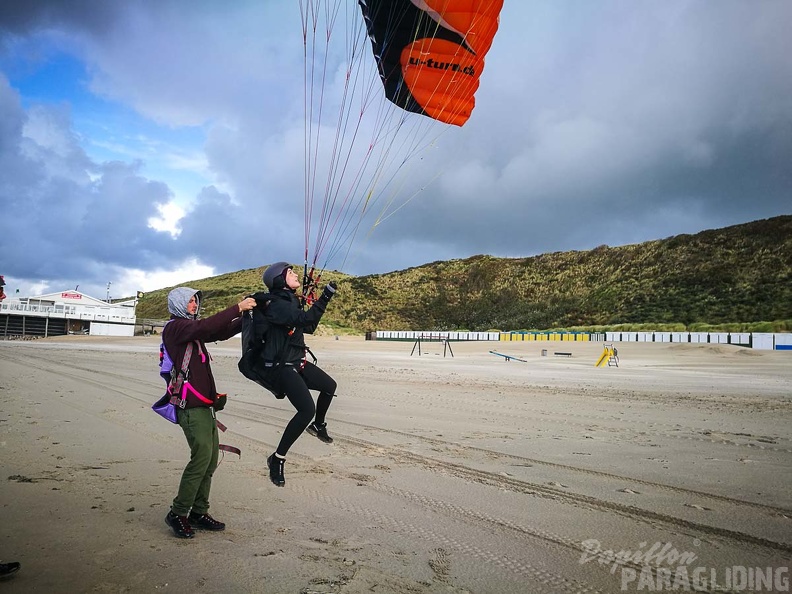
[0,301,135,321]
[1,300,136,339]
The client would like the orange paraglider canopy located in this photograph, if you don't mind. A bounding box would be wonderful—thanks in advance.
[359,0,504,126]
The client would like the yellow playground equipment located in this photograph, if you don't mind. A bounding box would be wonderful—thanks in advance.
[595,344,619,367]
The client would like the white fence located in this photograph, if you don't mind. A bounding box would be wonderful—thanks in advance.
[374,330,790,350]
[374,330,500,341]
[90,322,135,337]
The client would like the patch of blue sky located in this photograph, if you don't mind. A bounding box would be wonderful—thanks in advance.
[3,43,210,206]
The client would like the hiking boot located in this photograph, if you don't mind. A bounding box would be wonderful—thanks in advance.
[306,421,333,443]
[188,512,225,531]
[165,511,195,539]
[0,562,20,578]
[267,453,285,487]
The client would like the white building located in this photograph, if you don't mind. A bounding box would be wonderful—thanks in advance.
[0,290,137,338]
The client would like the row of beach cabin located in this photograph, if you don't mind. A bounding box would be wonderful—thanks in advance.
[370,330,791,350]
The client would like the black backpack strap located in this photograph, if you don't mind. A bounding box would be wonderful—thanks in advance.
[304,346,317,365]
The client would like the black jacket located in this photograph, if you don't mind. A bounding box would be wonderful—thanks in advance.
[259,288,331,365]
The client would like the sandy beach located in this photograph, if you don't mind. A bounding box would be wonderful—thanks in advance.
[1,335,790,593]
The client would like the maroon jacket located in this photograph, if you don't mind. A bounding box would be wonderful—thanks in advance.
[162,305,242,409]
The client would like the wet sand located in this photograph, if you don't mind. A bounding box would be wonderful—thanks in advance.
[1,335,790,593]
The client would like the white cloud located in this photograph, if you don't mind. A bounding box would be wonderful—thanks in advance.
[147,201,185,236]
[115,258,215,297]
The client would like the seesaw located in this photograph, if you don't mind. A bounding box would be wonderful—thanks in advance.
[489,350,527,362]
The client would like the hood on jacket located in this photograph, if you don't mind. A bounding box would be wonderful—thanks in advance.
[167,286,202,319]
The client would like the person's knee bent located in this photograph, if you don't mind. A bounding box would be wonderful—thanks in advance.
[325,377,337,396]
[293,397,315,427]
[283,375,316,426]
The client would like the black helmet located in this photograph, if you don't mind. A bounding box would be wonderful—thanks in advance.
[263,261,292,290]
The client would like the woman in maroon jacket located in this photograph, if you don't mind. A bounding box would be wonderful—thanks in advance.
[162,286,256,539]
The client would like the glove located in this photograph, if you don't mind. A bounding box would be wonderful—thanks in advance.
[321,281,337,301]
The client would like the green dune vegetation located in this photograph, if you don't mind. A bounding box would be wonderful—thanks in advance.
[134,215,792,335]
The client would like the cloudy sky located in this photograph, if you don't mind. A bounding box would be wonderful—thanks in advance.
[1,1,790,301]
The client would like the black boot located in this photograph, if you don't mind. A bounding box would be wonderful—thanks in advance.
[267,453,285,487]
[188,512,225,531]
[165,511,195,539]
[306,421,333,443]
[0,562,20,578]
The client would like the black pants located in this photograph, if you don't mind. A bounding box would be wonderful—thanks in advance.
[274,361,336,456]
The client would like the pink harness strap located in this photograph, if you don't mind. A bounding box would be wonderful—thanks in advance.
[181,381,214,405]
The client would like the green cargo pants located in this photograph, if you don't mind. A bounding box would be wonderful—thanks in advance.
[171,406,219,516]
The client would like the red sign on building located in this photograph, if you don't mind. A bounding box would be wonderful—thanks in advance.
[61,292,82,300]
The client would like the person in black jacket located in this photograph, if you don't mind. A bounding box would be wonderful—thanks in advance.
[258,262,338,487]
[163,287,256,538]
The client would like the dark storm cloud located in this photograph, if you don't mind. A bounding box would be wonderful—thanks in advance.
[0,74,180,288]
[1,1,790,296]
[0,0,120,36]
[369,0,792,259]
[174,184,303,274]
